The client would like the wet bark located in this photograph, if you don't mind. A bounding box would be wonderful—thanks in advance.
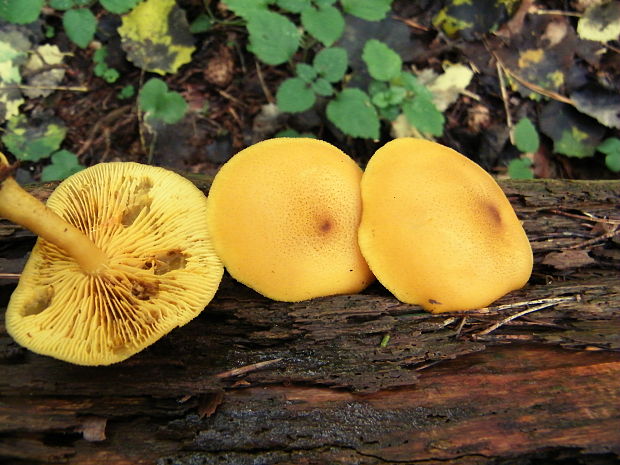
[1,178,619,465]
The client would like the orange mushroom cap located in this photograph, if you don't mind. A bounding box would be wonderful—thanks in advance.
[358,138,533,312]
[206,137,374,302]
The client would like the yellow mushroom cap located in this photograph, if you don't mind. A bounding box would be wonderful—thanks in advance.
[6,162,223,365]
[358,138,533,313]
[206,137,374,302]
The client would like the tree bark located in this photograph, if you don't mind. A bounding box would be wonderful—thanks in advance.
[1,178,619,465]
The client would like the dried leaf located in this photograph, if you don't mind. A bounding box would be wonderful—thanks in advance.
[118,0,195,75]
[539,101,606,158]
[571,86,620,129]
[467,104,490,132]
[577,1,620,43]
[433,0,516,40]
[23,44,65,98]
[417,63,474,112]
[390,113,418,138]
[0,26,31,122]
[495,15,579,101]
[542,250,596,270]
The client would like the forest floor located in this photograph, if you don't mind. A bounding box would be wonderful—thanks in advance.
[3,0,620,183]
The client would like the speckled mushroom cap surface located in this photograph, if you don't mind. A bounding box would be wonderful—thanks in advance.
[358,138,533,313]
[206,137,374,302]
[6,162,223,365]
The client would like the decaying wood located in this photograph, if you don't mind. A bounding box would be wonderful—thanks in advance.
[1,178,619,464]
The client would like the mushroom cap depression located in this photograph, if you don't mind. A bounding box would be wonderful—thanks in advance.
[206,138,374,302]
[6,163,223,365]
[358,138,533,313]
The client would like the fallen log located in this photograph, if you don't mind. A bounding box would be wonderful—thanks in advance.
[0,178,619,464]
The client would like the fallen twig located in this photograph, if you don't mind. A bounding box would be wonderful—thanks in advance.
[255,62,274,104]
[0,84,88,92]
[0,273,21,279]
[496,61,514,144]
[215,358,283,379]
[455,317,467,337]
[474,296,577,337]
[466,296,578,315]
[548,209,620,225]
[568,226,619,250]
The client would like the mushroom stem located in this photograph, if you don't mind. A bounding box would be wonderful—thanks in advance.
[0,161,108,274]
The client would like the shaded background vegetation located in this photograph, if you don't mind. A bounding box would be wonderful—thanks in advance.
[0,0,618,183]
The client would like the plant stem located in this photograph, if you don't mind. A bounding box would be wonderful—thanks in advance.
[0,175,108,274]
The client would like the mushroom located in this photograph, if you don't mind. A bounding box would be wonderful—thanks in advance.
[0,153,223,365]
[358,138,532,312]
[206,138,374,302]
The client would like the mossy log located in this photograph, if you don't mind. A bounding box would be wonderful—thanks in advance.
[1,178,619,465]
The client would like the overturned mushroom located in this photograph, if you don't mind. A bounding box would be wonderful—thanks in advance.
[358,138,533,313]
[206,138,374,302]
[0,154,223,365]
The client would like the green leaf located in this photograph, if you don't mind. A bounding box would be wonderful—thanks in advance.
[93,47,107,64]
[313,46,347,82]
[402,96,444,137]
[311,77,333,96]
[301,4,344,46]
[0,0,44,24]
[371,90,390,108]
[41,150,84,182]
[368,80,388,96]
[100,0,139,14]
[2,114,67,162]
[246,10,300,65]
[92,46,120,82]
[597,137,620,156]
[225,0,270,17]
[296,63,317,83]
[513,117,540,153]
[507,158,534,179]
[189,13,214,33]
[102,68,119,83]
[276,0,310,13]
[45,25,55,38]
[605,152,620,173]
[63,8,97,48]
[118,0,195,75]
[399,71,434,100]
[326,88,380,139]
[49,0,74,10]
[362,39,402,82]
[371,87,405,108]
[378,104,399,122]
[597,137,620,172]
[118,84,135,99]
[341,0,392,21]
[94,62,107,76]
[276,77,315,113]
[139,78,188,124]
[555,127,596,158]
[387,86,406,105]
